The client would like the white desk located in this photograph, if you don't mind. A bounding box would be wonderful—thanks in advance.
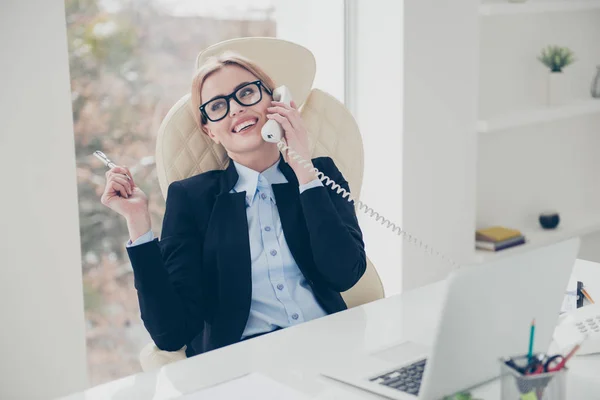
[61,259,600,400]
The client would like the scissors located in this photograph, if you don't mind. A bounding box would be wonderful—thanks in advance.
[505,341,582,376]
[523,354,564,375]
[504,354,563,375]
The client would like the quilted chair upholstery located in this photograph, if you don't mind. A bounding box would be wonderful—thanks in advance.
[140,38,384,372]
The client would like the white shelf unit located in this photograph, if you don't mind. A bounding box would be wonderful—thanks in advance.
[474,1,600,263]
[480,0,600,16]
[477,99,600,133]
[474,213,600,263]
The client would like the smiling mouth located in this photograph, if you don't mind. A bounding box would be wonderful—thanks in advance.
[233,118,258,133]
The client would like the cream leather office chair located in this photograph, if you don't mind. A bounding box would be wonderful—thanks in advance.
[139,38,384,371]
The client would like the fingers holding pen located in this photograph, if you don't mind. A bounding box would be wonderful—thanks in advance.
[96,153,150,219]
[107,166,134,184]
[105,166,134,196]
[121,166,136,188]
[109,180,130,199]
[111,174,132,196]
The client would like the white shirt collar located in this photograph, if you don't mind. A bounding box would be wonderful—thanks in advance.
[232,159,288,206]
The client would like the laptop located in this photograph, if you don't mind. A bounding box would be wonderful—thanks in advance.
[322,238,580,400]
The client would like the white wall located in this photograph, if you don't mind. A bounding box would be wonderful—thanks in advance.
[346,0,480,295]
[276,0,406,295]
[349,0,404,296]
[279,0,479,294]
[0,0,88,398]
[402,0,480,290]
[477,116,600,229]
[478,10,600,118]
[579,232,600,262]
[274,0,345,103]
[477,9,600,258]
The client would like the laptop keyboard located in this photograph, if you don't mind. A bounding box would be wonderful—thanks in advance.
[369,359,427,396]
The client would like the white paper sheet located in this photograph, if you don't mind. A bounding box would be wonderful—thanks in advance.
[561,278,578,313]
[177,372,309,400]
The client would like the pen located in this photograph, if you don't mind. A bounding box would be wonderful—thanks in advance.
[93,150,117,169]
[528,319,535,361]
[93,150,131,181]
[581,287,595,304]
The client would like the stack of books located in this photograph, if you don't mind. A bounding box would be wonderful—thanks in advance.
[475,226,526,252]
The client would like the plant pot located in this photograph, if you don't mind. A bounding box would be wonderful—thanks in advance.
[547,71,570,106]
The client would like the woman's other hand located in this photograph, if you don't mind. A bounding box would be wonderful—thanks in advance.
[100,165,151,241]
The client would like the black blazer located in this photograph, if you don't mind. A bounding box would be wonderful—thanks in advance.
[126,156,366,357]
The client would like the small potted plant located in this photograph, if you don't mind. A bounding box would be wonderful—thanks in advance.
[538,45,575,106]
[538,46,575,105]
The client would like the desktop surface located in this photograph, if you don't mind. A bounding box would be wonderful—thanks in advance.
[61,259,600,400]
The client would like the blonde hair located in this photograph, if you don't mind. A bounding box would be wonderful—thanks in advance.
[190,51,275,133]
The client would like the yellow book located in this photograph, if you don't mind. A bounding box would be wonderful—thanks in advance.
[476,226,522,243]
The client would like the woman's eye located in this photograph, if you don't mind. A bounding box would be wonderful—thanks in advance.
[211,101,225,112]
[240,88,255,98]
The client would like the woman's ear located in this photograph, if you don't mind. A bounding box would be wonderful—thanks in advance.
[203,126,220,145]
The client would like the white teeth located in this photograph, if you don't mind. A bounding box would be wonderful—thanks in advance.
[234,119,257,133]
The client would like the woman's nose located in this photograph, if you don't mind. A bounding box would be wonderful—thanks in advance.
[229,98,244,117]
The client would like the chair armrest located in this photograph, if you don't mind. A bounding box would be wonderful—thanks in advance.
[139,342,187,372]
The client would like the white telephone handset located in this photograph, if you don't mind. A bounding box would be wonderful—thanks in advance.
[263,85,459,269]
[261,85,293,143]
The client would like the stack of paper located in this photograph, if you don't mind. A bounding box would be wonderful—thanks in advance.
[178,372,309,400]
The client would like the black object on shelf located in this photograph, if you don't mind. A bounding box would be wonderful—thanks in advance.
[577,281,584,308]
[539,211,560,229]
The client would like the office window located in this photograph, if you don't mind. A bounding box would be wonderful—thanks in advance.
[65,0,275,385]
[66,0,345,386]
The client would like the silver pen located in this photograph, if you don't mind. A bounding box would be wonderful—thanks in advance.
[93,150,117,169]
[93,150,131,180]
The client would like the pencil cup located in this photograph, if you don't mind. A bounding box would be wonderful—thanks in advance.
[499,356,567,400]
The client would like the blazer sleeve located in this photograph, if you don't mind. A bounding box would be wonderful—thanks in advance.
[299,157,367,292]
[126,181,205,351]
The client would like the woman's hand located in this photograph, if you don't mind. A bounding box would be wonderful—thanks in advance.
[100,166,151,241]
[266,100,316,185]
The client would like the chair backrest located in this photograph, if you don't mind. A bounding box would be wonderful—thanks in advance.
[155,38,384,307]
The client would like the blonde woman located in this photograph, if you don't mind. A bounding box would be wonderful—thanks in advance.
[101,52,366,357]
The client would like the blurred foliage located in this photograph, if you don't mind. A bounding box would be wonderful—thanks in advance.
[67,0,163,269]
[443,393,482,400]
[538,45,576,73]
[66,0,275,386]
[83,280,103,313]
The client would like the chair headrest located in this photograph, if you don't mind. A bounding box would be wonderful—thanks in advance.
[156,38,318,198]
[195,37,316,106]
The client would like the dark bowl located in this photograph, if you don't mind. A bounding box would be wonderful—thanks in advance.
[539,212,560,229]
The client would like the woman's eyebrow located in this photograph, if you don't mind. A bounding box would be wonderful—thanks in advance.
[205,81,251,103]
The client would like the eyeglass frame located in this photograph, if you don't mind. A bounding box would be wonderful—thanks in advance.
[199,80,273,123]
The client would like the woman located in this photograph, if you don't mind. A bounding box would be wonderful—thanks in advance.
[101,52,366,357]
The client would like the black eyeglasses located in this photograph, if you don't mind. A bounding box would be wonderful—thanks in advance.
[199,80,272,123]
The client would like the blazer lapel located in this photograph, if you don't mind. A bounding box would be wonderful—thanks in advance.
[273,160,318,284]
[211,161,252,345]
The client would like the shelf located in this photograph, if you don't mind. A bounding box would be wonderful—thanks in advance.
[473,213,600,263]
[480,0,600,16]
[477,99,600,133]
